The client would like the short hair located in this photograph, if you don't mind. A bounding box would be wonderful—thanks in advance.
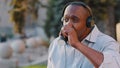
[62,1,93,17]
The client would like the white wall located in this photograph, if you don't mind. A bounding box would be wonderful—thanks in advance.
[0,0,13,28]
[116,23,120,43]
[37,0,48,26]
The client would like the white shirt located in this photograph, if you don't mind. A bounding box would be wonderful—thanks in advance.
[47,25,120,68]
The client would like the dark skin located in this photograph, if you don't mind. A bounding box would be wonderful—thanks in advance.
[60,5,103,68]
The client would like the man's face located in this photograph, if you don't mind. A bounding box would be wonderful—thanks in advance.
[62,5,89,38]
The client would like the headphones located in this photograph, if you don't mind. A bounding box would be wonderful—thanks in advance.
[62,1,95,28]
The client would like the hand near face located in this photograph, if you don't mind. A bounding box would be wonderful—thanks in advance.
[60,23,79,48]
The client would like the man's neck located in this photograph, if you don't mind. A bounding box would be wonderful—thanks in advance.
[79,28,93,42]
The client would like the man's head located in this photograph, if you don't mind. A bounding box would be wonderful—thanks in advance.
[61,1,94,40]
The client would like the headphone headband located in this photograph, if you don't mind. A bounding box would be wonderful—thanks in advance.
[63,1,93,18]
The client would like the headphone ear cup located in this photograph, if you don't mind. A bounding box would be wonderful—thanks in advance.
[86,16,94,28]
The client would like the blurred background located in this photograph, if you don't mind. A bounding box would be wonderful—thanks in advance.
[0,0,120,68]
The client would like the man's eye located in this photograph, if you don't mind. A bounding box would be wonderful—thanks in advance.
[61,17,69,22]
[62,17,69,22]
[64,18,69,22]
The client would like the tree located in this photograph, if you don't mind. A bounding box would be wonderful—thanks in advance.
[9,0,27,37]
[115,0,120,23]
[9,0,46,38]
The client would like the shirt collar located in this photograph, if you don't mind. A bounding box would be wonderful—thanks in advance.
[83,25,100,43]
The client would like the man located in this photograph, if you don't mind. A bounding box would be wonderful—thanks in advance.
[47,1,120,68]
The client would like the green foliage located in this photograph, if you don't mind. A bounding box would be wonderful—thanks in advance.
[115,0,120,23]
[9,0,27,34]
[9,0,42,34]
[22,65,47,68]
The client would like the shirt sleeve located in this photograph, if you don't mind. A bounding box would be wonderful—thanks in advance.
[99,42,120,68]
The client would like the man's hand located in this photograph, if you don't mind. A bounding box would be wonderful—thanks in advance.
[59,23,79,48]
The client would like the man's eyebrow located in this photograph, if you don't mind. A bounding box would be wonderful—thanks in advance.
[71,15,80,19]
[63,15,80,19]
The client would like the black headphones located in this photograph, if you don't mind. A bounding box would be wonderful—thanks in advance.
[62,1,94,28]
